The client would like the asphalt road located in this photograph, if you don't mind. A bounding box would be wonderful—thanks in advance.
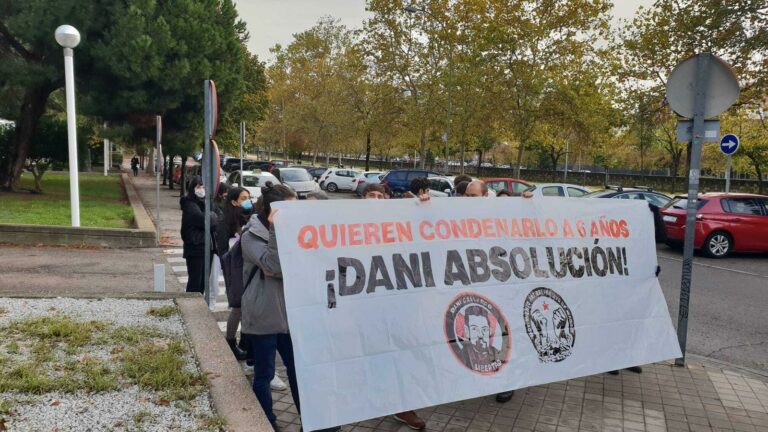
[657,245,768,372]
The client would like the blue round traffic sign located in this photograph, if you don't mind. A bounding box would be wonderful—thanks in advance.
[720,134,739,155]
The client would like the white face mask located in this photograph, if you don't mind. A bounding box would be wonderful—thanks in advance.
[194,187,206,199]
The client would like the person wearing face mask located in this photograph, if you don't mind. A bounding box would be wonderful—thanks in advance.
[241,182,323,431]
[180,176,217,294]
[215,187,253,360]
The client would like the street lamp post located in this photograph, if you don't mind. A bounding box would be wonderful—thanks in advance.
[55,25,81,227]
[404,4,453,175]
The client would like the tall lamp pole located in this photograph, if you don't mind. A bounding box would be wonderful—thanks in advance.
[55,25,81,227]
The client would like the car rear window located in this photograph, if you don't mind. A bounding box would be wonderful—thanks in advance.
[567,187,587,197]
[542,186,564,196]
[723,198,764,215]
[665,197,708,210]
[386,171,408,181]
[406,171,427,181]
[242,176,260,187]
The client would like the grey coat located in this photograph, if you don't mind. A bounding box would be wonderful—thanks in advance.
[240,216,288,335]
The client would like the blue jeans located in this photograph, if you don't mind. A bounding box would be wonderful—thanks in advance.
[243,333,300,424]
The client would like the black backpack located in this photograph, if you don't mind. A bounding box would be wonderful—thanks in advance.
[221,236,259,308]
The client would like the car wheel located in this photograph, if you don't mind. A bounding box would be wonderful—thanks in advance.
[326,182,338,193]
[703,231,732,258]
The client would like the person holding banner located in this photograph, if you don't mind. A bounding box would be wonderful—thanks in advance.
[362,182,428,430]
[240,183,339,432]
[456,179,530,403]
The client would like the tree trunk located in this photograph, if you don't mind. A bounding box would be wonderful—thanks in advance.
[162,157,167,186]
[2,86,53,191]
[460,139,466,174]
[180,155,187,197]
[476,149,483,177]
[514,138,525,179]
[364,130,371,171]
[752,157,764,194]
[84,145,92,172]
[419,128,426,169]
[167,156,174,190]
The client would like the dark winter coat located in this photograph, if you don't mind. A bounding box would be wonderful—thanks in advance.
[240,216,288,335]
[180,177,220,258]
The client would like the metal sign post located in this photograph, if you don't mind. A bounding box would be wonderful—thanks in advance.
[719,134,739,193]
[203,81,218,308]
[155,115,162,244]
[240,122,245,173]
[666,53,739,366]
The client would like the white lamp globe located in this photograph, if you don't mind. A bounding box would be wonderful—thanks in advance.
[54,25,81,49]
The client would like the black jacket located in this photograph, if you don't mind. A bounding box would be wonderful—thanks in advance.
[180,195,207,258]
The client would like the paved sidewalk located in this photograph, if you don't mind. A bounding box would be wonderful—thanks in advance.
[264,359,768,432]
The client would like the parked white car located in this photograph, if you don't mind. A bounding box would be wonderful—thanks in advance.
[225,170,280,200]
[531,183,590,198]
[276,167,319,198]
[428,176,455,197]
[319,168,361,192]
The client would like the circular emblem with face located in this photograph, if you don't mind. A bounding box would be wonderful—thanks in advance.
[523,287,575,363]
[444,292,511,375]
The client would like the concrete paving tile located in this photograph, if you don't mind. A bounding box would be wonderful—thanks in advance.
[533,422,557,432]
[430,414,454,424]
[425,421,447,432]
[665,419,691,431]
[622,420,645,431]
[601,418,622,428]
[732,423,757,432]
[448,417,473,427]
[488,424,511,432]
[623,412,644,423]
[469,420,492,431]
[513,418,536,429]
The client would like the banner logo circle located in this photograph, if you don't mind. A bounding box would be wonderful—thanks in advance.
[444,292,511,375]
[523,287,575,363]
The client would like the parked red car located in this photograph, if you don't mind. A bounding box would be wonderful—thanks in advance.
[660,193,768,257]
[482,177,533,195]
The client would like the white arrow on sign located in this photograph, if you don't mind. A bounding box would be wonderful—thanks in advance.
[723,140,738,150]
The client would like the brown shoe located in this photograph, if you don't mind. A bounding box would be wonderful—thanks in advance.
[394,411,426,430]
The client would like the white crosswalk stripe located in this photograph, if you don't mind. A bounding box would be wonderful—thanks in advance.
[167,257,186,263]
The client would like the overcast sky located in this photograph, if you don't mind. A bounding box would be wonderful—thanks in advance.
[236,0,655,63]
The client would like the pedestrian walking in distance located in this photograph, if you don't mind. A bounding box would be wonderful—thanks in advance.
[130,155,139,176]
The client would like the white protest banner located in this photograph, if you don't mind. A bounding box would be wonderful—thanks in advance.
[273,197,681,431]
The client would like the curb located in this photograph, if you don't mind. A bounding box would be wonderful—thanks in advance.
[176,297,272,432]
[121,172,156,232]
[686,352,768,381]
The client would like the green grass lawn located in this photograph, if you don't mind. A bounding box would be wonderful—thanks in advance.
[0,172,134,228]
